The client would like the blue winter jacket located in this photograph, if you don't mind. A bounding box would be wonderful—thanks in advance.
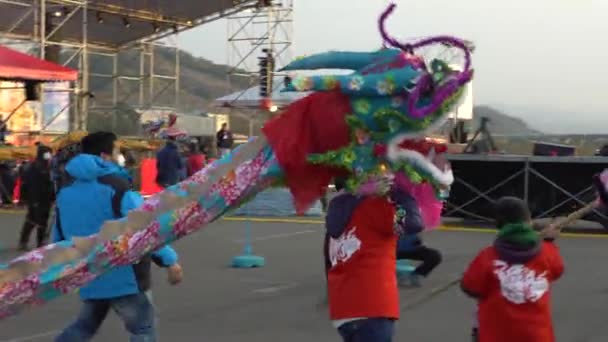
[393,190,425,253]
[52,154,179,300]
[156,142,183,186]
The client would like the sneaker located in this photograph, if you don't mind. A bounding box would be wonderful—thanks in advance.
[471,328,479,342]
[398,273,422,287]
[408,273,422,287]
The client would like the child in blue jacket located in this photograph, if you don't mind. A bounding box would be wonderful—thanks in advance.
[54,132,183,342]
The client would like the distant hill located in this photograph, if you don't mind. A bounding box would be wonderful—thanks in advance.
[493,104,605,134]
[86,48,250,111]
[471,105,607,155]
[472,105,541,135]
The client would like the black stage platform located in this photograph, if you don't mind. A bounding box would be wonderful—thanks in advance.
[446,154,608,228]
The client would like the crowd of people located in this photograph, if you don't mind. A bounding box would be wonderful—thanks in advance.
[155,123,233,187]
[14,127,230,252]
[3,119,575,341]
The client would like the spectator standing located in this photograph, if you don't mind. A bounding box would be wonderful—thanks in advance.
[18,145,54,250]
[156,136,183,188]
[187,143,206,177]
[0,160,15,206]
[216,123,234,157]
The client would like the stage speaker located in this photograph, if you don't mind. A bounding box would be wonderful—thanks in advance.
[533,141,576,157]
[24,81,41,101]
[44,45,61,65]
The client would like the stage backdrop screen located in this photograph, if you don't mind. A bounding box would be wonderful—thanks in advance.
[0,81,70,137]
[42,81,70,132]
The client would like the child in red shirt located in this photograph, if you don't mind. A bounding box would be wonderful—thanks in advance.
[186,143,206,177]
[326,184,399,342]
[461,197,564,342]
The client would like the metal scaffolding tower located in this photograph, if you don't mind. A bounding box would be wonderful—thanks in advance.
[0,0,255,133]
[226,0,294,106]
[85,38,181,134]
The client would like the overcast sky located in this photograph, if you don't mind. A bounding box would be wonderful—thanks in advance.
[179,0,607,133]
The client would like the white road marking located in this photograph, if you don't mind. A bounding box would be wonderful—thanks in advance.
[234,230,316,243]
[252,282,299,294]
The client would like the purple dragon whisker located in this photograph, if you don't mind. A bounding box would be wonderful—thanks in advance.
[378,3,472,72]
[378,2,474,119]
[378,3,402,50]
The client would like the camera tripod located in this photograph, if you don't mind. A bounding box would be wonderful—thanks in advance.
[463,117,497,153]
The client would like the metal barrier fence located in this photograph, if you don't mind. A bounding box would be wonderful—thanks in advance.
[446,154,608,228]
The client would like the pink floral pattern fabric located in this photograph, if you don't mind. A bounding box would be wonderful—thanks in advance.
[0,143,279,319]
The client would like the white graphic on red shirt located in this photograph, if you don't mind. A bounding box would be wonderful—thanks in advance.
[329,227,362,267]
[493,260,549,304]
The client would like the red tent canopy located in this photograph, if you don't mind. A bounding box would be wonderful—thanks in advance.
[0,45,77,82]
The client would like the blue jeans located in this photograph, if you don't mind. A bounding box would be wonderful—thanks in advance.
[338,318,395,342]
[55,292,156,342]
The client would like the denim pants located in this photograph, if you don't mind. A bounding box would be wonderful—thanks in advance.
[396,244,442,277]
[338,318,395,342]
[55,292,156,342]
[219,148,231,157]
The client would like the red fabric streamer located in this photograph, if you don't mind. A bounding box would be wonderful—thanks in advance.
[263,91,352,214]
[140,158,163,196]
[398,139,448,155]
[13,177,20,203]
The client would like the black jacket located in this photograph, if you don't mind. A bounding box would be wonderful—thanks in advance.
[216,129,234,149]
[24,147,54,205]
[155,142,183,186]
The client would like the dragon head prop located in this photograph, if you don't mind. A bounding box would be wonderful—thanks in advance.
[281,4,472,199]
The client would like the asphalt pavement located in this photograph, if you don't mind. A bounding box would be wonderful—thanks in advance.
[0,212,606,341]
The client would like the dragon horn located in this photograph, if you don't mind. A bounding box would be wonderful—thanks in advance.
[378,3,411,51]
[378,4,473,72]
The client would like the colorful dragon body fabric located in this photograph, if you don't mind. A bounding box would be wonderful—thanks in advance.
[0,4,473,319]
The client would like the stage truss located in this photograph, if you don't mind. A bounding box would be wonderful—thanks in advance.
[226,0,294,108]
[0,0,258,132]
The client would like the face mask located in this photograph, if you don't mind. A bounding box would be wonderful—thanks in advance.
[116,153,126,167]
[43,152,52,160]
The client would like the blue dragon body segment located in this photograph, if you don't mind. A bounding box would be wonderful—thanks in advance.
[283,49,423,97]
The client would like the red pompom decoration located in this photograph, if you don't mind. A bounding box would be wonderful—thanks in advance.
[398,138,448,155]
[260,98,272,110]
[373,144,388,157]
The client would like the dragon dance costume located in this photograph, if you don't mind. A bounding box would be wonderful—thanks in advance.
[0,4,474,319]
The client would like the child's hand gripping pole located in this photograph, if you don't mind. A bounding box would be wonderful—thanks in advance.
[539,169,608,236]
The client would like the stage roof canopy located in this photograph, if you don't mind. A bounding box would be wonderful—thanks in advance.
[0,44,77,81]
[0,0,257,49]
